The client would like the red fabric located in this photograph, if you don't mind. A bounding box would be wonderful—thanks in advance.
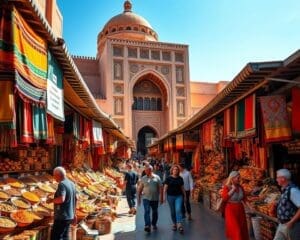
[245,94,254,130]
[223,108,230,138]
[21,102,33,143]
[202,119,213,150]
[222,186,249,240]
[292,87,300,134]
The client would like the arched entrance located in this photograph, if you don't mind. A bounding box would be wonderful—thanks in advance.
[137,126,157,157]
[130,71,170,146]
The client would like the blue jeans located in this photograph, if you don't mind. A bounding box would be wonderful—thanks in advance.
[125,187,136,208]
[167,195,183,224]
[143,199,159,227]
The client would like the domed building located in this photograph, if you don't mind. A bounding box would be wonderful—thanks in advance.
[72,1,227,156]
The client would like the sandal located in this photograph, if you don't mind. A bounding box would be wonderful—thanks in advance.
[172,224,177,231]
[178,225,184,234]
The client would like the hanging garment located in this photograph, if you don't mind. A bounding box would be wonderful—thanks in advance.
[32,105,47,140]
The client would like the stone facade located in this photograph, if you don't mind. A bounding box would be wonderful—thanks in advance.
[69,1,228,152]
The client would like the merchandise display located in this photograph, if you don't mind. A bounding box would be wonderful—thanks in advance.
[0,168,121,238]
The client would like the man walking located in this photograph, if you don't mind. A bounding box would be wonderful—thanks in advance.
[179,162,194,220]
[124,163,139,215]
[274,169,300,240]
[51,166,77,240]
[138,165,163,233]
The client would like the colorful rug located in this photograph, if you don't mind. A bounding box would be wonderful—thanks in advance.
[292,87,300,135]
[15,71,46,105]
[12,7,47,89]
[260,95,291,143]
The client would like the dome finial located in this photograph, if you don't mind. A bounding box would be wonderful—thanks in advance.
[124,0,132,12]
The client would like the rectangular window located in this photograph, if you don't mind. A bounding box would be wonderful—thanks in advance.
[113,61,123,80]
[176,66,184,83]
[151,50,160,60]
[177,100,185,117]
[128,48,138,58]
[175,52,184,62]
[114,97,123,115]
[113,46,123,57]
[162,51,171,61]
[140,49,149,59]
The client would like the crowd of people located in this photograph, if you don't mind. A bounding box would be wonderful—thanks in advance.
[119,158,194,234]
[47,161,300,240]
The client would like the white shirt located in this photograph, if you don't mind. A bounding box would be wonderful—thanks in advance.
[180,169,194,191]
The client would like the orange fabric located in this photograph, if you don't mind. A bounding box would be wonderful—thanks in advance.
[222,186,249,240]
[0,81,14,123]
[46,114,55,145]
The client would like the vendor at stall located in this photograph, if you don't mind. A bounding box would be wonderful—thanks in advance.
[51,166,77,240]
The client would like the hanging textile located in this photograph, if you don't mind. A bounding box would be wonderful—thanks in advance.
[192,143,201,174]
[260,95,291,143]
[0,81,15,123]
[0,124,17,151]
[92,120,103,145]
[103,130,110,154]
[164,138,170,152]
[15,71,46,105]
[176,133,184,150]
[32,105,47,140]
[46,114,55,145]
[236,94,256,138]
[82,118,91,146]
[19,100,34,143]
[183,131,199,149]
[73,112,80,140]
[291,87,300,135]
[202,119,214,150]
[12,7,47,89]
[0,5,13,73]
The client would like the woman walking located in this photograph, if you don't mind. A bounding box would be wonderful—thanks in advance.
[163,164,186,233]
[221,171,249,240]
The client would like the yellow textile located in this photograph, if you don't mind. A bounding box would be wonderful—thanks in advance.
[0,81,15,122]
[12,7,47,89]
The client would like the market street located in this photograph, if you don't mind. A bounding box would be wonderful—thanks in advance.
[102,196,227,240]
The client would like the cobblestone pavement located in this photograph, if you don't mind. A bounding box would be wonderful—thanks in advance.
[101,196,228,240]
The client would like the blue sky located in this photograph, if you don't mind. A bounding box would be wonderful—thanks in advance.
[58,0,300,82]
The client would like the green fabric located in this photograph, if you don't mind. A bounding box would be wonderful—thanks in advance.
[33,105,47,140]
[237,100,245,132]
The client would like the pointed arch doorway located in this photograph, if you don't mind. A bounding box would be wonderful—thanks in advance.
[137,126,157,157]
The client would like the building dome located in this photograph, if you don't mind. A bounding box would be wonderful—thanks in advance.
[98,1,158,44]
